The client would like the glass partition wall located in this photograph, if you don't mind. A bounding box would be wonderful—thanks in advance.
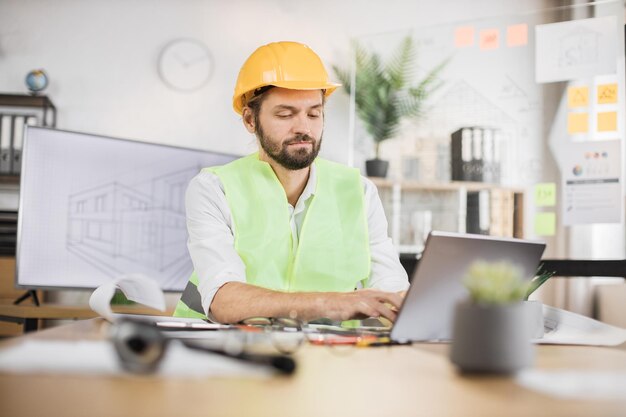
[346,1,625,314]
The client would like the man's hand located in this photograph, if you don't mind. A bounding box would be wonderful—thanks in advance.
[211,282,408,324]
[322,289,405,322]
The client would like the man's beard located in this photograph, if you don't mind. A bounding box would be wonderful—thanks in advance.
[256,124,322,170]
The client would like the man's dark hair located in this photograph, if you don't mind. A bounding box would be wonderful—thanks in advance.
[245,86,275,130]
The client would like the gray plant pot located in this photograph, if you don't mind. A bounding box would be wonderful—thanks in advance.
[450,300,534,374]
[365,159,389,178]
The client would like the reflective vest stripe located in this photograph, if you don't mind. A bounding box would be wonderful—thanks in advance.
[173,276,205,318]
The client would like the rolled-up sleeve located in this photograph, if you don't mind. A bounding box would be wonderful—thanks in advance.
[185,171,246,318]
[361,177,410,292]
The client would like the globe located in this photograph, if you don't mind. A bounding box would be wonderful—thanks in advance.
[25,69,49,94]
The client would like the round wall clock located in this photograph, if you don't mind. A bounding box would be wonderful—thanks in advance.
[157,39,213,92]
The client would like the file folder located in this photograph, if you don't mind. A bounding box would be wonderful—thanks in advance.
[0,115,12,174]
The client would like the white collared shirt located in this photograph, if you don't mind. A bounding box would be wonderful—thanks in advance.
[186,162,409,318]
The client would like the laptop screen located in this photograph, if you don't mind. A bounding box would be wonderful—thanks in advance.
[390,231,546,342]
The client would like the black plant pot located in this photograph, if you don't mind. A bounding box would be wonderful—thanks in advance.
[365,159,389,178]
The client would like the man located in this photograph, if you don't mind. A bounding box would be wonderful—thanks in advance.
[174,41,409,324]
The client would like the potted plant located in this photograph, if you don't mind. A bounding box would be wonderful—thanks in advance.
[449,261,552,374]
[524,265,555,339]
[333,36,447,177]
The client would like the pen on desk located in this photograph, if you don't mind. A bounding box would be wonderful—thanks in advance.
[308,335,375,346]
[307,334,411,347]
[356,337,413,348]
[181,341,296,375]
[354,336,388,347]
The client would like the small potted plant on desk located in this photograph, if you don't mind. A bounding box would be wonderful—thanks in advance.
[450,261,553,374]
[333,36,447,178]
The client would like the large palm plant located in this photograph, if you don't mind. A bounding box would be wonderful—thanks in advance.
[333,36,448,159]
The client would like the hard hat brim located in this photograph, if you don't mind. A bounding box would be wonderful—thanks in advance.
[233,81,341,115]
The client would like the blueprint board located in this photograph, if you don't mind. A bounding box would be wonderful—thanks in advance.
[17,126,237,291]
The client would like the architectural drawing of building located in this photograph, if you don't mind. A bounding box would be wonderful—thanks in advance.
[66,167,198,281]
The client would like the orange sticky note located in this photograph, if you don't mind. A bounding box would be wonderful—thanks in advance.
[507,24,528,47]
[597,111,617,132]
[568,113,588,134]
[597,83,618,104]
[567,86,589,108]
[479,29,499,50]
[455,26,474,48]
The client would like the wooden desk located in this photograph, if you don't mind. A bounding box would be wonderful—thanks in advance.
[0,319,625,417]
[0,303,172,333]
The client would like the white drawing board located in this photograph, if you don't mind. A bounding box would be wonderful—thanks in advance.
[17,127,236,291]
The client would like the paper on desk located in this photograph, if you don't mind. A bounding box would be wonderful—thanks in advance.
[89,273,166,322]
[0,339,270,378]
[111,313,210,325]
[517,370,626,400]
[536,305,626,346]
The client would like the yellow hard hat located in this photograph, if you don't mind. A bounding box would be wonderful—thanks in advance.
[232,41,341,115]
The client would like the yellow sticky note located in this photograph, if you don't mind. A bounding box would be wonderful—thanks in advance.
[597,83,617,104]
[597,111,617,132]
[534,183,556,207]
[455,26,474,48]
[568,112,588,134]
[507,23,528,47]
[479,29,499,50]
[567,86,589,108]
[534,212,556,236]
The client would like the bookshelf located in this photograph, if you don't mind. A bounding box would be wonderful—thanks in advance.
[0,94,57,320]
[0,94,57,127]
[0,93,56,178]
[369,177,525,254]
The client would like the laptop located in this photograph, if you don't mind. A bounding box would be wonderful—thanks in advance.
[389,231,546,342]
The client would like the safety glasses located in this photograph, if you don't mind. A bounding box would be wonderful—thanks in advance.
[237,317,306,354]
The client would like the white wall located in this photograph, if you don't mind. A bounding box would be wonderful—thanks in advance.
[7,0,592,308]
[0,0,547,164]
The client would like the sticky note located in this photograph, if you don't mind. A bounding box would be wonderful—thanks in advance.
[479,29,499,50]
[455,26,474,48]
[567,112,588,134]
[507,23,528,47]
[597,111,617,132]
[534,212,556,236]
[597,83,617,104]
[567,86,589,108]
[534,183,556,207]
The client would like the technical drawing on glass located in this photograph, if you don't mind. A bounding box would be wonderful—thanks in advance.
[17,126,236,291]
[66,166,200,289]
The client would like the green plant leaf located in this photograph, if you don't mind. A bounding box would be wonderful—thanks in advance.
[332,36,449,157]
[386,37,417,89]
[524,264,555,300]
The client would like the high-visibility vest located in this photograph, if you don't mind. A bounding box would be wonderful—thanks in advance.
[174,153,370,319]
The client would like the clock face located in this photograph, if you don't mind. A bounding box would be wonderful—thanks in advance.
[158,39,213,92]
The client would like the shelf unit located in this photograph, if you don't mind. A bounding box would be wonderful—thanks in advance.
[369,177,525,254]
[0,94,57,127]
[0,94,57,317]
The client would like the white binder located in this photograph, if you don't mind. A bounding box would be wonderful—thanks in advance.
[0,114,12,174]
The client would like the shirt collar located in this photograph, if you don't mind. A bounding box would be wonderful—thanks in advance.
[302,161,317,198]
[292,161,317,211]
